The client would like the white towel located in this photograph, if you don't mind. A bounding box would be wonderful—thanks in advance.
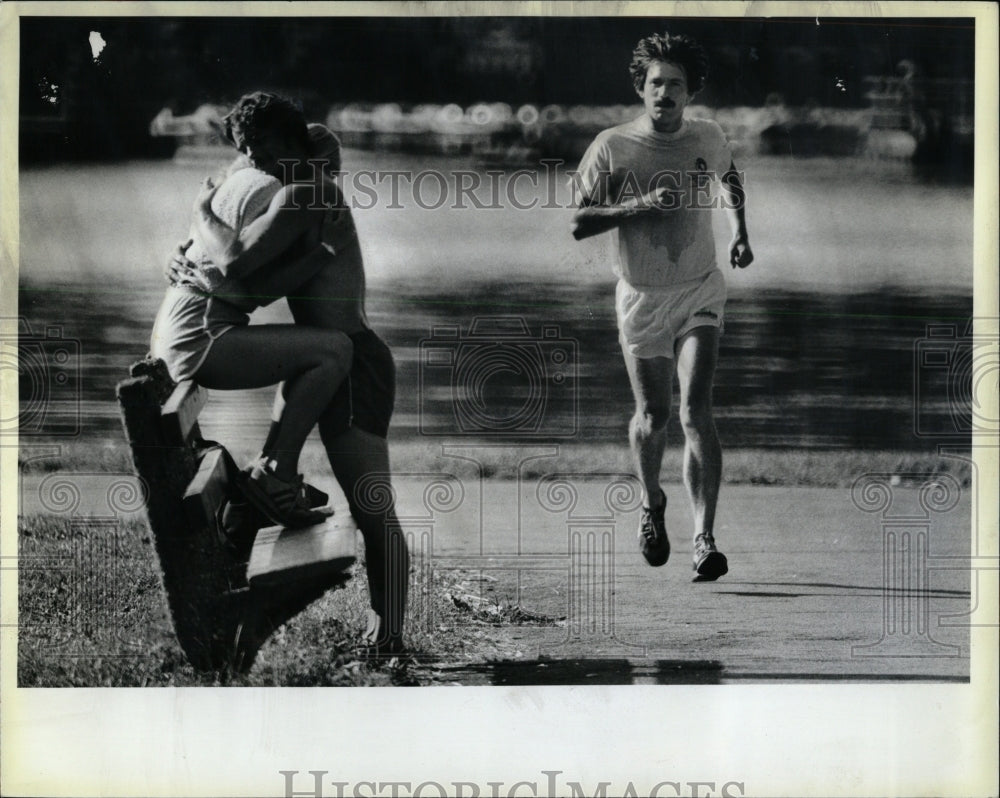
[212,166,281,229]
[186,166,282,287]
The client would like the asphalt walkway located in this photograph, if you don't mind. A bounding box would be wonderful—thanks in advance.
[377,477,973,683]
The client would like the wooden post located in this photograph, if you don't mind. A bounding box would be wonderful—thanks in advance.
[117,359,239,669]
[248,518,357,588]
[116,357,356,673]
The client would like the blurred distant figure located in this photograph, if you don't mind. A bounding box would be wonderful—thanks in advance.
[897,60,936,162]
[149,103,229,140]
[572,31,753,582]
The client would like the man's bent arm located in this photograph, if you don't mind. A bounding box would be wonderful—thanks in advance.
[571,199,647,240]
[195,183,319,280]
[223,245,332,308]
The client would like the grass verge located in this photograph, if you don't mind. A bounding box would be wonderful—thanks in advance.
[16,514,560,687]
[19,439,974,488]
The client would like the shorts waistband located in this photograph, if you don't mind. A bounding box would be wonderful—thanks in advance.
[170,283,210,298]
[619,270,719,293]
[172,283,250,314]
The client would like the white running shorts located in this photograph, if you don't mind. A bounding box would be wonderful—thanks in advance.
[616,269,726,360]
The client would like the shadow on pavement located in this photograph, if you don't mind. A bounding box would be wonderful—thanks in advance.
[424,656,970,685]
[433,658,725,685]
[723,580,970,598]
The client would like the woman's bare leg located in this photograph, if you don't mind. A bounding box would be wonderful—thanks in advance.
[194,325,352,480]
[260,247,364,461]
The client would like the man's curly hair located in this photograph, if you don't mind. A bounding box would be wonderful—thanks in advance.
[221,91,310,153]
[629,32,709,95]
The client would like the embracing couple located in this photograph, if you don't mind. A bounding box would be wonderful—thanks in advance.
[149,91,407,658]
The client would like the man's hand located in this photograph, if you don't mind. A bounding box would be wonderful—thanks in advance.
[729,233,753,269]
[633,184,682,212]
[571,189,678,240]
[194,176,218,217]
[164,239,211,290]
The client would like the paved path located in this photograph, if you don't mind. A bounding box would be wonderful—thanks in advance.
[19,470,974,683]
[369,476,973,683]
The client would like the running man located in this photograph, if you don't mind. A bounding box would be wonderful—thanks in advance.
[170,93,409,657]
[572,32,753,581]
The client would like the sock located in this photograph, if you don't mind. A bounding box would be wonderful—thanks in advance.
[261,421,282,456]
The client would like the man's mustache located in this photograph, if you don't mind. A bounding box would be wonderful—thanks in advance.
[655,100,676,108]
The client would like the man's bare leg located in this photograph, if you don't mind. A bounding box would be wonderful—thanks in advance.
[260,250,408,646]
[675,325,727,580]
[621,349,674,505]
[321,426,409,653]
[621,346,674,565]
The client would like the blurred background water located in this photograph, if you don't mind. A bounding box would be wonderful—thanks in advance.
[17,154,973,452]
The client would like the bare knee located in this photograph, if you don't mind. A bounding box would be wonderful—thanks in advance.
[678,397,714,438]
[317,331,353,373]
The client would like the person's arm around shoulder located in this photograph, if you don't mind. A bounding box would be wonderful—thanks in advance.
[193,178,320,280]
[721,160,753,269]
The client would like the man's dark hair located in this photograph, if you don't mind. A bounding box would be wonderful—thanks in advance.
[222,91,310,153]
[629,32,709,94]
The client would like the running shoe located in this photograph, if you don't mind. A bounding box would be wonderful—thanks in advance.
[245,454,329,508]
[692,533,729,582]
[639,489,670,567]
[242,464,332,529]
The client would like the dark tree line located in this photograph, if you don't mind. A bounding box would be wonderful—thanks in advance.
[19,16,974,162]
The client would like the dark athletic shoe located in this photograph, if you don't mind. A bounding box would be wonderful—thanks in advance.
[242,465,332,529]
[638,489,670,567]
[243,452,330,509]
[244,456,329,509]
[301,481,330,509]
[692,533,729,582]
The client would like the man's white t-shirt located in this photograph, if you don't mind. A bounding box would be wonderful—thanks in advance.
[575,115,732,289]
